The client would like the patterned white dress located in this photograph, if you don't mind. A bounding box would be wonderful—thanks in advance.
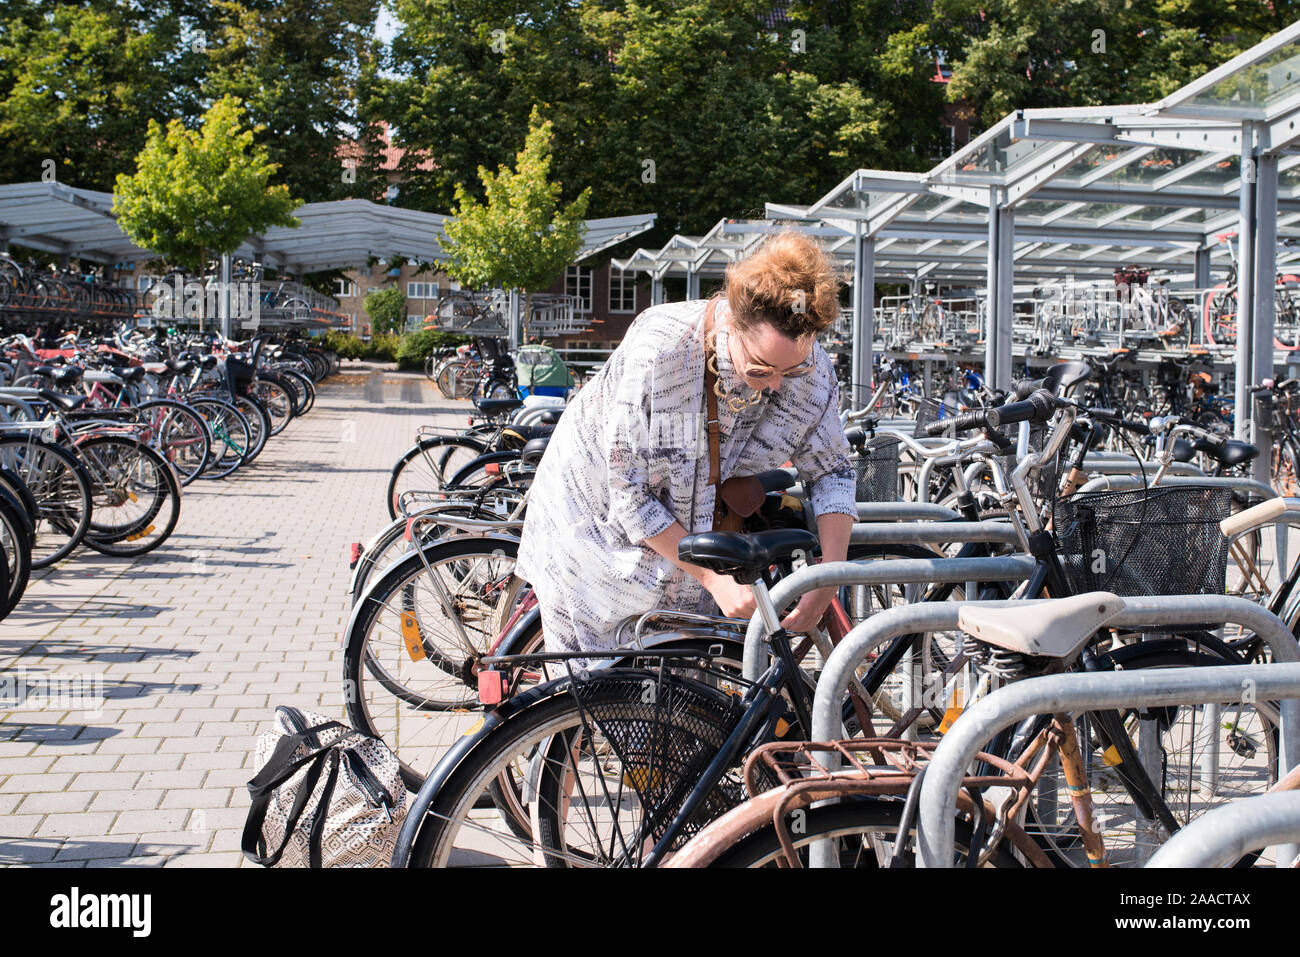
[515,297,856,653]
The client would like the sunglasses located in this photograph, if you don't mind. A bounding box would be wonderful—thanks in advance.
[732,331,815,381]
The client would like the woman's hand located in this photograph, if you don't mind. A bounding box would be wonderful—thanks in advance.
[779,585,836,633]
[703,570,757,620]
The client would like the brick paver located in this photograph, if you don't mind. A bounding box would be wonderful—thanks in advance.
[0,363,459,866]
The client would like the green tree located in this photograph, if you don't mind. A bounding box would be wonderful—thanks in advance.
[934,0,1297,128]
[112,96,301,271]
[0,2,189,189]
[441,106,591,335]
[364,284,407,335]
[204,0,382,201]
[377,0,945,244]
[0,1,381,197]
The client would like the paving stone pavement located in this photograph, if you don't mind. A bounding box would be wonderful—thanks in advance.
[0,363,464,867]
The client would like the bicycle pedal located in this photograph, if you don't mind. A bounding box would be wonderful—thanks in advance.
[1226,728,1258,759]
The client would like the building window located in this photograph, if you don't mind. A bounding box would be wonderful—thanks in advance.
[933,125,956,160]
[137,275,159,292]
[334,279,358,298]
[566,265,593,313]
[609,268,636,313]
[407,281,439,300]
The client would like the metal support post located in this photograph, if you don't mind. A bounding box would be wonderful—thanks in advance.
[1254,148,1280,481]
[220,252,232,339]
[1235,127,1258,441]
[850,228,875,410]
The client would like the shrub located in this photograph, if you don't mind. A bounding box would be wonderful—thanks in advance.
[364,332,401,362]
[396,328,471,371]
[319,331,366,360]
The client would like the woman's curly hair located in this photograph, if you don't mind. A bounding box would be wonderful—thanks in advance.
[724,230,842,340]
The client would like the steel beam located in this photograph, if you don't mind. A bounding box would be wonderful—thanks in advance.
[1236,127,1258,442]
[850,229,875,409]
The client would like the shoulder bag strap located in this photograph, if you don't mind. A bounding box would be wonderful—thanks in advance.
[702,297,722,489]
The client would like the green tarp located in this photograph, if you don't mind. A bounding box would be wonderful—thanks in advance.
[516,344,574,387]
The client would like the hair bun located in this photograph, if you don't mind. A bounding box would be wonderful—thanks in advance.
[724,231,842,339]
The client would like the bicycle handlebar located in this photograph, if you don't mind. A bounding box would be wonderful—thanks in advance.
[1084,407,1151,436]
[923,389,1057,436]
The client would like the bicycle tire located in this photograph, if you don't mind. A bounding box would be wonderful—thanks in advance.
[385,435,489,519]
[343,536,524,785]
[231,394,271,462]
[133,399,211,486]
[75,436,182,557]
[1025,638,1276,868]
[405,668,743,868]
[0,488,33,618]
[249,376,294,435]
[188,397,251,479]
[0,436,94,568]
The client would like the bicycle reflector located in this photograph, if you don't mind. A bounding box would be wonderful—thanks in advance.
[349,542,362,568]
[400,612,426,662]
[485,462,501,475]
[478,669,509,705]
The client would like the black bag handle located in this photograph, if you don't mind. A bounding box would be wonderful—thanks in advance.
[307,751,342,868]
[241,723,349,866]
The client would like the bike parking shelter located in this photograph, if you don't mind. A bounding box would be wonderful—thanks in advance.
[0,183,654,343]
[616,23,1300,445]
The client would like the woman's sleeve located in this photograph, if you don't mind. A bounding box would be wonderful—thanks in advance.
[604,349,678,545]
[790,368,857,519]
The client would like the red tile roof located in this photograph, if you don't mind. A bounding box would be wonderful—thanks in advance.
[337,121,437,172]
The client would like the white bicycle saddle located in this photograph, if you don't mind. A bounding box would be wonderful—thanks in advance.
[957,592,1125,660]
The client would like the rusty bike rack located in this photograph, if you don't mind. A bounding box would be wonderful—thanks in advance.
[806,595,1300,868]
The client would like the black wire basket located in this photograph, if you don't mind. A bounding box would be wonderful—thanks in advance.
[853,434,901,502]
[1052,484,1231,597]
[568,669,747,856]
[912,396,945,438]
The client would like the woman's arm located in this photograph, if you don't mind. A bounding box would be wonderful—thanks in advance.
[643,523,757,619]
[781,360,858,631]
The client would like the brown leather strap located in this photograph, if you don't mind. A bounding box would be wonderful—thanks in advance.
[702,298,722,489]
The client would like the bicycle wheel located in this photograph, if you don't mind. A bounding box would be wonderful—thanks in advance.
[0,487,33,618]
[188,397,251,479]
[343,537,523,784]
[705,799,1022,868]
[405,668,744,868]
[231,394,271,462]
[1025,638,1277,868]
[385,435,488,518]
[445,450,524,491]
[249,376,294,435]
[133,399,211,486]
[1273,439,1299,496]
[0,436,94,568]
[75,435,182,557]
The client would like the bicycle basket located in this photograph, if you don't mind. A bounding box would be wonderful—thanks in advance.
[1052,484,1231,597]
[568,670,747,854]
[225,357,255,395]
[912,396,945,438]
[853,434,901,502]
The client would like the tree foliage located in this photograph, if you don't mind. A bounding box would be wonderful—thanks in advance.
[363,284,407,334]
[0,1,379,195]
[442,106,591,317]
[377,0,947,246]
[934,0,1300,127]
[113,96,300,270]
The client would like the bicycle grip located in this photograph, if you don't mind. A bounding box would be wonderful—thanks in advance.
[1012,377,1047,400]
